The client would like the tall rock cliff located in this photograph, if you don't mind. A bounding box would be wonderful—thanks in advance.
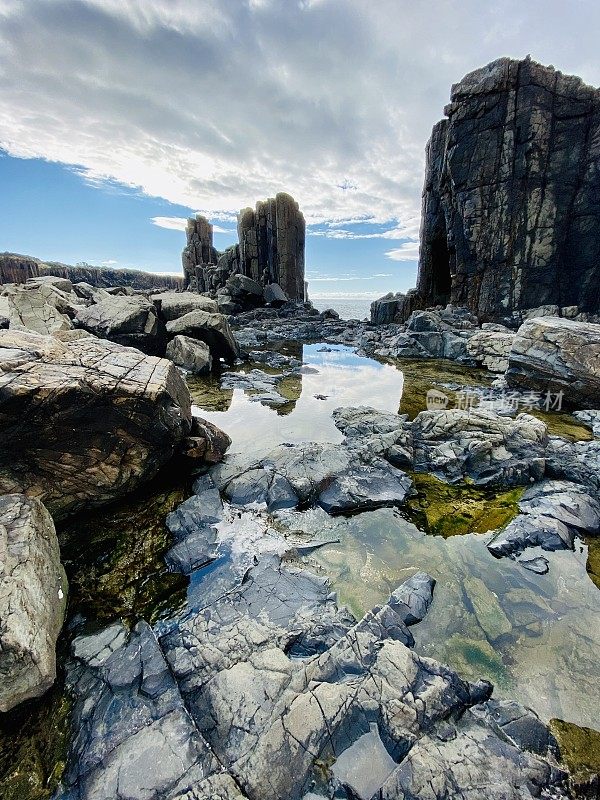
[182,192,305,302]
[415,57,600,320]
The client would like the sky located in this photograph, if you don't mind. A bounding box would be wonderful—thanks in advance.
[1,0,599,300]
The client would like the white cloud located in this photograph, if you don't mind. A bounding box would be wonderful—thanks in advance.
[0,0,598,238]
[151,216,233,233]
[152,216,188,231]
[385,242,420,262]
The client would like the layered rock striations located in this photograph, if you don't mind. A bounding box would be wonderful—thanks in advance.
[374,57,600,324]
[0,329,192,519]
[182,192,306,305]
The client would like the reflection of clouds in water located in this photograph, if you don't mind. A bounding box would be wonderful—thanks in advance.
[198,344,404,456]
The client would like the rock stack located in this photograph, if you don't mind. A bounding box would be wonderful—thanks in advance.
[373,57,600,324]
[182,192,306,309]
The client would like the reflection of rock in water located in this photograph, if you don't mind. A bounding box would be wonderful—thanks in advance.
[187,374,233,412]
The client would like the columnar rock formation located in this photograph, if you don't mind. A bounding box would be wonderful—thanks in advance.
[182,192,306,303]
[374,57,600,324]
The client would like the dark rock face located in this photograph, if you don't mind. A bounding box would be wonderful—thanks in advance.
[0,252,183,290]
[182,193,305,303]
[387,58,600,323]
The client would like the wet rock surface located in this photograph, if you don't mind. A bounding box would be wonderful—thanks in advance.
[0,494,67,712]
[212,441,413,514]
[56,562,571,800]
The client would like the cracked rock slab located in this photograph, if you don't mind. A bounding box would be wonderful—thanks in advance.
[0,328,192,519]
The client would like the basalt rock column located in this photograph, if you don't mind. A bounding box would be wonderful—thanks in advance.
[182,214,218,291]
[238,192,306,301]
[416,57,600,320]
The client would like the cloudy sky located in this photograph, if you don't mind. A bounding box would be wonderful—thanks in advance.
[1,0,599,299]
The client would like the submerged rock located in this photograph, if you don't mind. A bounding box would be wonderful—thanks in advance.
[152,291,218,321]
[0,329,192,519]
[0,494,67,712]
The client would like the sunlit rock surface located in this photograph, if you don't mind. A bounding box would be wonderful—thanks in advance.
[0,494,67,712]
[0,329,192,518]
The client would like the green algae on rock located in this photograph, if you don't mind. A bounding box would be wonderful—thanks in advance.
[187,373,233,412]
[549,718,600,788]
[395,358,493,420]
[530,409,593,442]
[585,537,600,590]
[405,473,523,537]
[0,682,72,800]
[59,472,189,625]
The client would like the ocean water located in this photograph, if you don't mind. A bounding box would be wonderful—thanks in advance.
[310,295,375,320]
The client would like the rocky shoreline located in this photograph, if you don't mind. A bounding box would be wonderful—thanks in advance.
[1,54,600,800]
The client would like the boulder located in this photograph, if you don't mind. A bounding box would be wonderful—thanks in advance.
[488,480,600,558]
[0,329,192,519]
[573,409,600,438]
[507,317,600,409]
[166,310,239,364]
[72,281,112,304]
[545,437,600,493]
[5,283,74,334]
[263,283,288,306]
[75,295,167,355]
[0,494,67,712]
[26,275,74,293]
[0,294,9,328]
[152,291,218,321]
[467,328,516,372]
[412,409,547,486]
[226,274,264,306]
[212,442,413,515]
[166,334,212,373]
[181,415,232,463]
